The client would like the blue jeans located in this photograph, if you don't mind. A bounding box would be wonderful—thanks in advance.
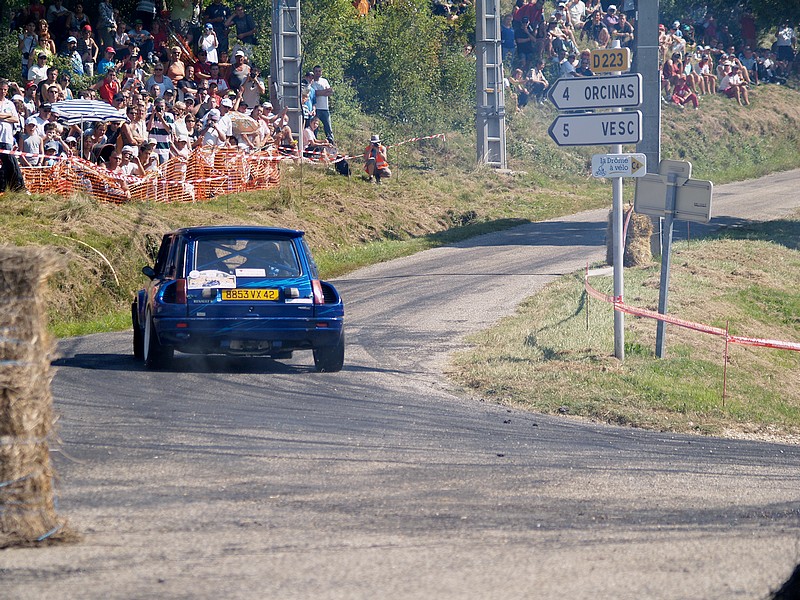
[316,109,334,143]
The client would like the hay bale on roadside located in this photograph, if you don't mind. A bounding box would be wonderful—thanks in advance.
[606,209,653,267]
[0,246,78,548]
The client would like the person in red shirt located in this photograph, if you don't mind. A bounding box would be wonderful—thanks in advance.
[194,48,213,82]
[671,75,698,109]
[93,68,121,104]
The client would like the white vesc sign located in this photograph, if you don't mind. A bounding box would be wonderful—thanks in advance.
[547,74,642,110]
[548,111,642,147]
[592,153,647,178]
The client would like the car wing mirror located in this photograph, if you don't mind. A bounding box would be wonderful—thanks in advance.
[142,266,156,280]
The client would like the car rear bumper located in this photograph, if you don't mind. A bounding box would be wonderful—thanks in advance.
[154,316,343,354]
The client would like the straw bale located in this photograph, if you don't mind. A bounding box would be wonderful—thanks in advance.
[0,246,78,548]
[606,210,654,267]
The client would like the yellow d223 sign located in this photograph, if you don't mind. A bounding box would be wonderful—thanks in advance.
[590,48,631,73]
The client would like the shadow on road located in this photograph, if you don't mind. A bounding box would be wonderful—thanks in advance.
[52,353,313,374]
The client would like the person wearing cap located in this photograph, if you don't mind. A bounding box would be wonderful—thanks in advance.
[60,36,85,76]
[42,140,61,167]
[118,145,141,176]
[22,82,37,116]
[227,50,251,92]
[78,23,99,77]
[216,96,235,142]
[97,46,118,76]
[200,23,220,64]
[204,0,231,55]
[363,134,390,184]
[601,5,620,36]
[139,138,159,172]
[28,53,50,85]
[201,108,227,147]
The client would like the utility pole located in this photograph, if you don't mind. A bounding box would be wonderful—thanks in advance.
[634,1,663,256]
[475,0,507,169]
[271,0,303,141]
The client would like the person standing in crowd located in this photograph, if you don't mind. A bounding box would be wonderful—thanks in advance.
[225,3,258,58]
[775,21,796,64]
[200,23,219,64]
[19,21,38,82]
[134,0,157,31]
[97,0,117,49]
[227,50,250,92]
[363,134,390,185]
[28,52,50,85]
[78,24,99,77]
[0,79,27,193]
[204,0,231,56]
[148,97,174,163]
[240,65,265,110]
[311,65,334,143]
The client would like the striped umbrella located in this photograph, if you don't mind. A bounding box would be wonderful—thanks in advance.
[50,100,128,125]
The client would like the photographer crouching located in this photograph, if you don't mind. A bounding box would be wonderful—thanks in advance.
[363,134,391,185]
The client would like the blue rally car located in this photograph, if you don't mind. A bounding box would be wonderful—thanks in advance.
[132,226,345,371]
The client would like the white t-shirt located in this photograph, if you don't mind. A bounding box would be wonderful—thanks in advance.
[311,77,331,110]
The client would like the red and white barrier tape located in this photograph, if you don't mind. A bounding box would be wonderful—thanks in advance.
[584,267,800,352]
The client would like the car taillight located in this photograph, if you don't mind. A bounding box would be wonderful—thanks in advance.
[312,279,325,304]
[175,279,187,304]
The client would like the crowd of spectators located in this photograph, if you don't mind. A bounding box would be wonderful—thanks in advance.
[503,1,799,113]
[0,0,322,193]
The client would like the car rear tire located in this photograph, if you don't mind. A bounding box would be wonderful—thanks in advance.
[132,302,144,360]
[313,333,345,373]
[143,309,173,370]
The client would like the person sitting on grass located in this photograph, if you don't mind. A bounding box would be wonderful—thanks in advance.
[671,74,699,109]
[720,64,749,106]
[363,134,390,185]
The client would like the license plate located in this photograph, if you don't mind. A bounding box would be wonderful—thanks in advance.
[221,288,279,301]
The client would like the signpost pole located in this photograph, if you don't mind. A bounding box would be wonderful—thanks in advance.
[611,41,624,362]
[655,172,678,358]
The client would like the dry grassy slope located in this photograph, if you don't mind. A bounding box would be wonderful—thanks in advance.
[2,84,800,329]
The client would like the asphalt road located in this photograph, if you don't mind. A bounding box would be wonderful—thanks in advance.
[3,170,800,600]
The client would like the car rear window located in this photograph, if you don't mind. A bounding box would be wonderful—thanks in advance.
[193,237,301,278]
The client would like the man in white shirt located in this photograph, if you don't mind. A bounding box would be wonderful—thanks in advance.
[0,79,27,192]
[28,53,51,85]
[311,64,334,143]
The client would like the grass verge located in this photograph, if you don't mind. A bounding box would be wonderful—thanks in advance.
[450,217,800,440]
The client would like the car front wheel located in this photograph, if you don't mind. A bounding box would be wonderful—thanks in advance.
[143,309,173,370]
[313,333,345,373]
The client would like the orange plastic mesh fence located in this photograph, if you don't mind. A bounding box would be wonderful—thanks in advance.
[21,148,282,203]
